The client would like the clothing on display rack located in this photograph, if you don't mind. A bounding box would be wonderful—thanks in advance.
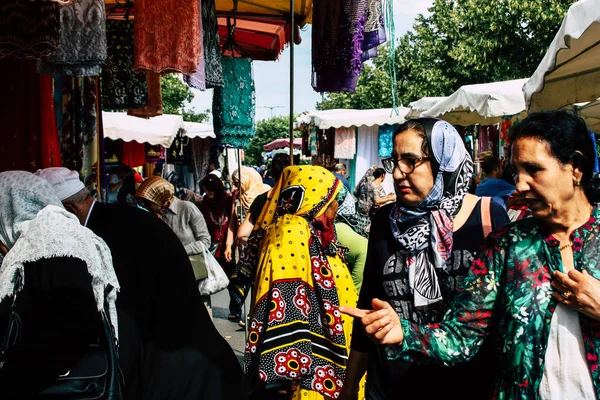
[334,127,356,159]
[38,0,107,77]
[184,0,206,91]
[127,72,163,118]
[378,124,395,157]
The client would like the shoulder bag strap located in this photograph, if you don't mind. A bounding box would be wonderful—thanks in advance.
[481,196,493,239]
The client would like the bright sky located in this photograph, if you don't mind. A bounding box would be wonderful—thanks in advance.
[188,0,433,122]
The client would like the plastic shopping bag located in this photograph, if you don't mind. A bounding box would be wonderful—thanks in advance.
[197,246,229,296]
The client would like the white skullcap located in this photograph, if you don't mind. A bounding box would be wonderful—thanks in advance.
[34,167,86,201]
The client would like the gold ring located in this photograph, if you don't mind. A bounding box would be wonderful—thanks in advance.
[562,291,573,300]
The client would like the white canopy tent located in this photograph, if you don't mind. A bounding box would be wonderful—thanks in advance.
[564,99,600,132]
[524,0,600,112]
[182,122,216,139]
[102,112,184,147]
[421,79,528,125]
[296,108,410,129]
[405,97,447,119]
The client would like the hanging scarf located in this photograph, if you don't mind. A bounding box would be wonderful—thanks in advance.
[389,119,473,308]
[241,166,351,398]
[0,171,119,337]
[231,166,271,211]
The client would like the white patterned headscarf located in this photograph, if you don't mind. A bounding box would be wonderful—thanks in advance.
[0,171,120,337]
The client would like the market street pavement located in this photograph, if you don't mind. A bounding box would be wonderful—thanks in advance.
[211,288,251,366]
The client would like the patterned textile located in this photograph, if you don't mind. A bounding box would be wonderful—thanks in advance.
[389,119,473,308]
[201,0,223,88]
[135,176,175,212]
[191,137,212,183]
[212,57,255,148]
[387,205,600,399]
[336,184,368,238]
[0,171,119,336]
[38,0,107,77]
[184,0,206,91]
[240,166,364,398]
[354,166,377,216]
[231,166,271,211]
[309,126,318,156]
[134,0,201,74]
[0,1,60,59]
[378,124,395,157]
[59,77,98,173]
[40,75,62,168]
[334,127,356,159]
[102,19,148,110]
[312,0,367,93]
[127,72,162,117]
[362,0,385,61]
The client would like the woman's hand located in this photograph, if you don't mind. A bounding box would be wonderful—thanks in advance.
[224,244,233,262]
[340,298,404,345]
[552,270,600,321]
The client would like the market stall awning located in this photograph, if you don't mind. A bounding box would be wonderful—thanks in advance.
[263,137,302,151]
[216,0,313,25]
[405,97,447,119]
[296,108,410,130]
[183,122,216,139]
[102,112,183,147]
[219,16,290,61]
[524,0,600,112]
[563,99,600,132]
[421,79,528,125]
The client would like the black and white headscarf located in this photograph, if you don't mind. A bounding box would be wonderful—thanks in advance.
[389,119,473,307]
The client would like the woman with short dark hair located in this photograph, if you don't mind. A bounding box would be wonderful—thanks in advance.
[346,111,600,399]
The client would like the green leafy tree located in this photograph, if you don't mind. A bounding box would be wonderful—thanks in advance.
[245,116,301,166]
[161,74,209,123]
[317,0,576,110]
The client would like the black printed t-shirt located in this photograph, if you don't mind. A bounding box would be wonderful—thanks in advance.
[352,199,509,400]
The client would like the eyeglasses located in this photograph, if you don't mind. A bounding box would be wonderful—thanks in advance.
[382,156,430,175]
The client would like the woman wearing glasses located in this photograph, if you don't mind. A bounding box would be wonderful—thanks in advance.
[340,118,509,400]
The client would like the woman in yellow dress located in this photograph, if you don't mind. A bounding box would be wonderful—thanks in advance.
[240,165,365,400]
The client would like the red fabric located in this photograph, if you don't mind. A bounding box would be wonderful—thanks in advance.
[134,0,201,74]
[0,58,42,172]
[121,140,146,167]
[134,172,143,184]
[39,75,62,168]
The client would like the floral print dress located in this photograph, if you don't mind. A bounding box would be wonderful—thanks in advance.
[386,204,600,399]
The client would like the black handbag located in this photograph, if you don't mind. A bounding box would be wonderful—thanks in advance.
[0,273,124,399]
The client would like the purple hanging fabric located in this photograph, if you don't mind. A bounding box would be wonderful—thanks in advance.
[184,0,206,91]
[362,0,386,61]
[312,0,367,93]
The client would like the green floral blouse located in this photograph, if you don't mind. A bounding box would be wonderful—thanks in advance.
[386,204,600,399]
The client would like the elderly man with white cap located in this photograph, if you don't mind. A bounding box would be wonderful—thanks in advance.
[35,167,248,400]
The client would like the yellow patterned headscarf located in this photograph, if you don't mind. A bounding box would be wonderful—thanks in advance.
[135,176,175,213]
[241,166,349,398]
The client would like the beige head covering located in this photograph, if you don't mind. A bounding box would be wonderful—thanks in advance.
[232,166,271,211]
[135,176,175,213]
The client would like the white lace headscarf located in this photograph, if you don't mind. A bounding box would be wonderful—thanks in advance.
[0,171,120,337]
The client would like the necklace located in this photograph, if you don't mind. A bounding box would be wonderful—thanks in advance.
[559,241,573,251]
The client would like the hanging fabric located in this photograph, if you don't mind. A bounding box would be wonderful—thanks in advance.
[134,0,201,74]
[192,137,212,181]
[127,72,163,118]
[201,0,224,88]
[121,141,146,167]
[145,144,163,164]
[167,129,185,164]
[38,0,107,77]
[102,19,149,110]
[378,124,395,157]
[0,1,60,59]
[309,125,318,156]
[184,0,206,91]
[362,0,386,60]
[334,127,356,159]
[0,58,42,172]
[212,56,255,148]
[590,131,600,173]
[40,76,62,168]
[477,125,490,157]
[312,0,368,93]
